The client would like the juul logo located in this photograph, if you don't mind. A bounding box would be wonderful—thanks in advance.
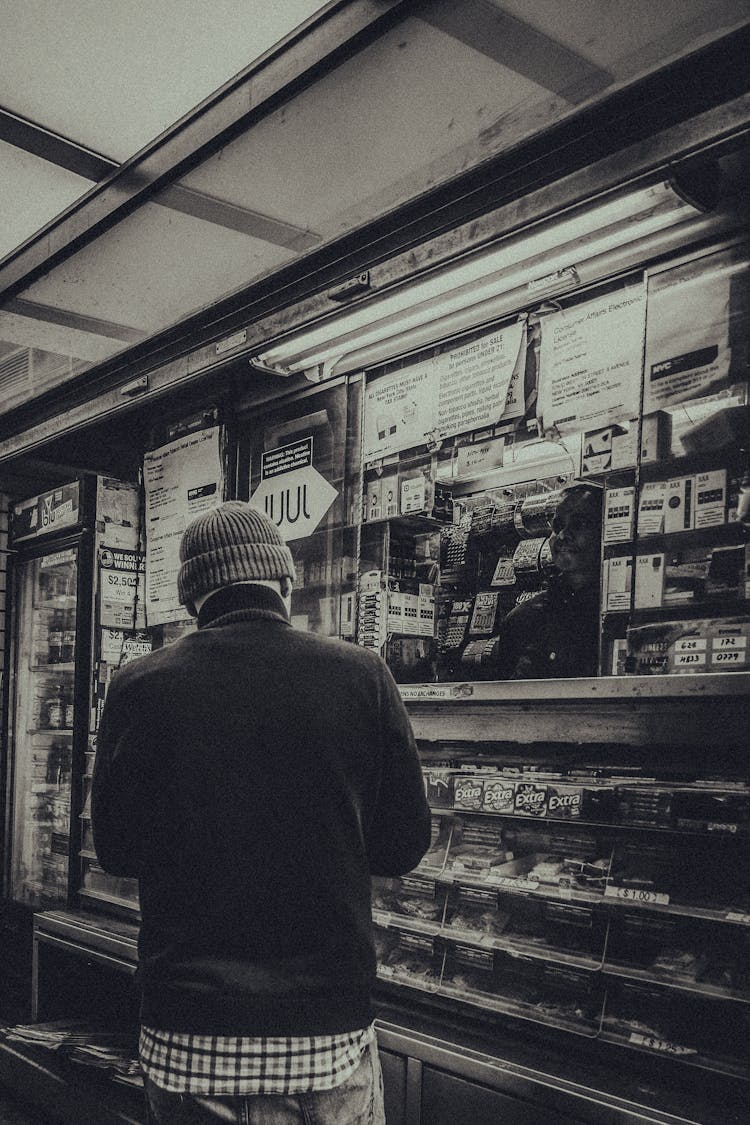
[263,484,312,526]
[250,464,338,542]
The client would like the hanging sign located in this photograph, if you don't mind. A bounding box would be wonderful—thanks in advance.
[98,547,146,630]
[363,321,527,462]
[435,320,527,439]
[143,426,223,626]
[643,246,747,413]
[363,360,436,461]
[11,482,81,543]
[537,287,645,436]
[250,436,338,541]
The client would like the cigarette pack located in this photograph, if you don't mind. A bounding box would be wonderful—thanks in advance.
[694,469,727,528]
[663,476,694,533]
[365,478,382,523]
[634,553,664,609]
[604,486,635,544]
[604,556,633,611]
[637,481,668,536]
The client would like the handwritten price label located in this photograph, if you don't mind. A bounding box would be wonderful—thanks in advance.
[604,886,670,905]
[630,1034,695,1056]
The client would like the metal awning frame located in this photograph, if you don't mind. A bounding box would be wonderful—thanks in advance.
[0,0,409,297]
[1,85,748,470]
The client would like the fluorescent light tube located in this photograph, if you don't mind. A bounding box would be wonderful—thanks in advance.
[251,180,704,377]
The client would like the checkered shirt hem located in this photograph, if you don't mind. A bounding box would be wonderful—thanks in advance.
[139,1023,375,1096]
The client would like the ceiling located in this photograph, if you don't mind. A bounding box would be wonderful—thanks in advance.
[0,0,330,262]
[0,0,749,420]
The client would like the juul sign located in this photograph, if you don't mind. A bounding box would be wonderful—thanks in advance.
[249,437,338,541]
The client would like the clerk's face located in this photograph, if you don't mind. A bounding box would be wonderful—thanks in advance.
[549,492,601,584]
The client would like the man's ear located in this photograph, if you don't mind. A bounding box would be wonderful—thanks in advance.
[280,577,293,599]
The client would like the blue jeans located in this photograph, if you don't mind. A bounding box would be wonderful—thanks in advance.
[144,1039,385,1124]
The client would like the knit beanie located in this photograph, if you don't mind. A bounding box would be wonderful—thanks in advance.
[177,501,295,611]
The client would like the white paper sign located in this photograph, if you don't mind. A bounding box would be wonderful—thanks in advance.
[98,547,146,630]
[363,322,527,462]
[435,321,526,439]
[143,426,223,626]
[363,361,436,461]
[538,288,645,435]
[643,247,744,412]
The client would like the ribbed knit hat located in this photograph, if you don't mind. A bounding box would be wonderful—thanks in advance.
[177,501,295,610]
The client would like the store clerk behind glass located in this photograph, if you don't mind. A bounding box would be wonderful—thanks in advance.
[483,483,604,679]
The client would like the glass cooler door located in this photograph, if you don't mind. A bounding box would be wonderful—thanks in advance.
[7,545,79,909]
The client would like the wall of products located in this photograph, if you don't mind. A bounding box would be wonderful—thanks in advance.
[353,241,749,683]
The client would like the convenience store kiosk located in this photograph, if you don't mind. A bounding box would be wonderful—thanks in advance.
[1,6,749,1123]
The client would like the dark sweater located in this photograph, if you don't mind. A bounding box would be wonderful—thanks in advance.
[92,584,431,1035]
[485,579,601,680]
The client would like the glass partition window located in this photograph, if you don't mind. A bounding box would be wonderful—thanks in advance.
[242,380,361,640]
[355,242,749,683]
[1,0,746,411]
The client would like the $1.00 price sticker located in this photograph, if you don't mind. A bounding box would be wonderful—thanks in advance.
[604,885,670,905]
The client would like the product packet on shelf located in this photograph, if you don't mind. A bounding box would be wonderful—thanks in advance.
[441,942,499,1002]
[536,963,603,1028]
[444,884,511,940]
[422,767,455,808]
[374,926,441,991]
[445,819,513,876]
[417,814,453,872]
[371,874,446,925]
[671,785,750,835]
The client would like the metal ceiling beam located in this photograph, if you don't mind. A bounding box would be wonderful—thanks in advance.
[158,185,321,251]
[0,0,409,297]
[0,110,322,251]
[417,0,612,104]
[0,106,115,180]
[3,298,145,343]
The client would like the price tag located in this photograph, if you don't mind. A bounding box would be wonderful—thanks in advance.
[604,885,670,905]
[674,637,706,652]
[711,649,743,666]
[629,1033,696,1056]
[673,652,706,668]
[714,634,746,649]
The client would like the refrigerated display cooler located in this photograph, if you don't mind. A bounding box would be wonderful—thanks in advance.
[3,478,142,918]
[4,482,94,912]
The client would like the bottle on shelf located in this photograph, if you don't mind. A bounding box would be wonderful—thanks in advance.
[47,608,65,664]
[60,607,76,663]
[45,682,70,730]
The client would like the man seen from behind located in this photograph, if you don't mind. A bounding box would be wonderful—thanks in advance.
[92,501,432,1124]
